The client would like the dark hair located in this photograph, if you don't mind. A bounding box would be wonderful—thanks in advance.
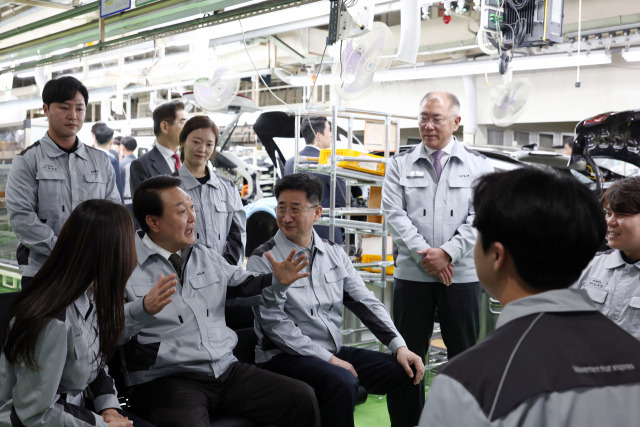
[42,76,88,107]
[133,175,182,233]
[420,91,460,115]
[601,176,640,215]
[274,173,323,205]
[91,122,106,134]
[93,124,114,146]
[473,167,606,290]
[152,101,185,137]
[179,115,219,162]
[121,136,138,152]
[301,116,329,145]
[112,136,123,146]
[0,200,135,369]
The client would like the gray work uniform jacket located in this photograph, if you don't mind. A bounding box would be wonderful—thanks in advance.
[420,289,640,426]
[0,291,120,426]
[6,133,120,277]
[121,233,274,386]
[572,249,640,341]
[175,164,247,266]
[247,229,406,364]
[382,139,494,283]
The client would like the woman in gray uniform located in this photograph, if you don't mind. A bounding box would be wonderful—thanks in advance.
[175,115,246,265]
[0,200,137,426]
[574,176,640,340]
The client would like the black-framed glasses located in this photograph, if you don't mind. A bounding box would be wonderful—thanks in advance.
[276,205,319,217]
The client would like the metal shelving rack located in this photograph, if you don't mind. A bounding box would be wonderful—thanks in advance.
[293,106,413,347]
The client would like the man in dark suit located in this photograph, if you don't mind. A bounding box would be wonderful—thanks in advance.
[93,123,124,202]
[129,101,187,195]
[284,116,346,244]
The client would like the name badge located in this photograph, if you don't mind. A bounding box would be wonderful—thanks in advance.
[406,171,425,179]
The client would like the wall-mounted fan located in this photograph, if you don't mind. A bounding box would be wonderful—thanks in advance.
[332,22,394,100]
[193,67,240,111]
[489,74,533,127]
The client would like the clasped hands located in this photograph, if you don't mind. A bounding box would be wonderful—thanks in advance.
[417,248,454,286]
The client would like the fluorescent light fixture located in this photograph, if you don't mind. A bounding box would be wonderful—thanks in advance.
[375,60,496,82]
[374,51,611,82]
[510,51,611,71]
[622,48,640,62]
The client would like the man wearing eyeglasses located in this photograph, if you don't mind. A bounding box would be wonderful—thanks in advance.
[130,101,187,195]
[247,173,425,427]
[382,91,494,407]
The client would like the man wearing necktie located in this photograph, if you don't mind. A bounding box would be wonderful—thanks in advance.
[120,175,320,427]
[382,91,494,407]
[129,101,187,195]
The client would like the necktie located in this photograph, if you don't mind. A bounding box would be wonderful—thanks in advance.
[168,253,182,279]
[432,150,444,181]
[172,152,181,171]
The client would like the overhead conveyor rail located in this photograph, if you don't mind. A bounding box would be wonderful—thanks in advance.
[0,0,321,74]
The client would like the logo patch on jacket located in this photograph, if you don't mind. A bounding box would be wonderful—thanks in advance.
[587,278,606,288]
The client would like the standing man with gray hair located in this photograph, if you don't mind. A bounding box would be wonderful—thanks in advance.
[382,91,493,406]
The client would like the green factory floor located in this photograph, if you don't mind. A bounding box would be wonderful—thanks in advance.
[353,373,436,427]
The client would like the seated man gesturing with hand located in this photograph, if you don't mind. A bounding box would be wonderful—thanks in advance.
[120,175,320,427]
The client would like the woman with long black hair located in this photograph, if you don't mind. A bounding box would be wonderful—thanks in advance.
[0,199,137,426]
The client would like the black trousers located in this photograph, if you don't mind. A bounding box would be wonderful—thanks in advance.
[127,362,320,427]
[393,278,482,406]
[263,346,422,427]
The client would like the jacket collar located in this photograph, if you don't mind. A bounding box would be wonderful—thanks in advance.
[273,228,327,256]
[496,288,598,329]
[410,136,460,165]
[603,249,640,270]
[72,290,93,320]
[135,231,194,266]
[41,132,88,160]
[177,163,219,190]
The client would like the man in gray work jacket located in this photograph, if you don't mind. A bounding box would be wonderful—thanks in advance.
[382,91,493,406]
[121,175,319,427]
[420,168,640,426]
[248,173,425,427]
[6,76,120,287]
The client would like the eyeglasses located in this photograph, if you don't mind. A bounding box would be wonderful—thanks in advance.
[276,205,319,217]
[417,114,457,126]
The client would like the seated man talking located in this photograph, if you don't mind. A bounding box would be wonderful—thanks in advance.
[121,175,320,427]
[247,173,425,427]
[420,168,640,426]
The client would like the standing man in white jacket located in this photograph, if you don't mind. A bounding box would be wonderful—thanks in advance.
[382,91,493,406]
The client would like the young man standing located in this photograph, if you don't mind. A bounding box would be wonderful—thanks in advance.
[420,168,640,426]
[129,101,187,194]
[6,76,120,286]
[248,173,425,427]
